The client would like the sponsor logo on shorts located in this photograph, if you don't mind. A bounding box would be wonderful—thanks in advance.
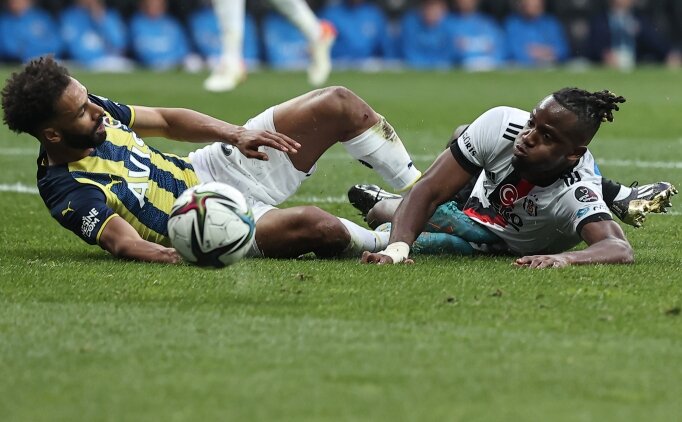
[574,186,598,203]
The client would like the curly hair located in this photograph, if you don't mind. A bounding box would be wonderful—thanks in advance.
[2,56,72,136]
[552,87,626,134]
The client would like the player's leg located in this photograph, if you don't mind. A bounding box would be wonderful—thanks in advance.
[273,86,421,191]
[253,206,388,258]
[268,0,336,86]
[366,197,401,229]
[204,0,247,92]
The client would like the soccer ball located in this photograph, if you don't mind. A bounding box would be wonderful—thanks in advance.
[168,182,255,268]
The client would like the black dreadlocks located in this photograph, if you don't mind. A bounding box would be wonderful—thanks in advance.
[552,87,626,135]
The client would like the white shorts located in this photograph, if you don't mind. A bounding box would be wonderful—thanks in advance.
[189,106,316,222]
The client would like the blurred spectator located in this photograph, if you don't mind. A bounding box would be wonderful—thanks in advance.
[400,0,453,69]
[504,0,569,67]
[586,0,680,70]
[320,0,390,67]
[60,0,133,71]
[449,0,506,71]
[0,0,61,62]
[262,11,309,70]
[129,0,192,70]
[188,3,260,70]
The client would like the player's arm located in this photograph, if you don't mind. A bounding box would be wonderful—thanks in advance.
[129,105,300,160]
[514,220,634,268]
[361,150,475,264]
[98,216,181,264]
[49,183,180,263]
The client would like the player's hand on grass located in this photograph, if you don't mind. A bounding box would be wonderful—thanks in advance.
[361,251,394,264]
[360,251,414,265]
[162,247,183,264]
[231,128,300,160]
[361,242,414,265]
[514,254,570,269]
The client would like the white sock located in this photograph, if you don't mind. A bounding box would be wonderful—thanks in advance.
[212,0,245,67]
[342,116,422,191]
[269,0,321,41]
[614,185,632,201]
[338,217,389,255]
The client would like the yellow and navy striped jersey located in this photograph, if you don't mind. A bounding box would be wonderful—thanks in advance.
[37,94,200,246]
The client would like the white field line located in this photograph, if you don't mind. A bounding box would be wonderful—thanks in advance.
[0,148,40,155]
[598,159,682,170]
[1,182,680,217]
[0,183,38,194]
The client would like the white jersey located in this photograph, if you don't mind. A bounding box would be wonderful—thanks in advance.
[451,106,612,255]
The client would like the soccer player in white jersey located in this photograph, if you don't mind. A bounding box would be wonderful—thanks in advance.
[361,88,669,268]
[2,57,420,263]
[204,0,336,92]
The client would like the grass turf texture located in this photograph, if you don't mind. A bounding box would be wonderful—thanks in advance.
[1,68,681,421]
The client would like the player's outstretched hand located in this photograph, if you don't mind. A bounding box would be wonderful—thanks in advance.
[514,254,570,269]
[232,128,300,160]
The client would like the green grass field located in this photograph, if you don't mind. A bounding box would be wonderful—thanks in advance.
[1,68,681,421]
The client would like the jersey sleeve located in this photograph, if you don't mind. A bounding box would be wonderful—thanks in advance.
[88,93,134,127]
[49,184,117,245]
[555,183,613,238]
[450,106,510,173]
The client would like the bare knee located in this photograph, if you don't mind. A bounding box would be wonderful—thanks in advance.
[318,86,378,135]
[302,205,347,239]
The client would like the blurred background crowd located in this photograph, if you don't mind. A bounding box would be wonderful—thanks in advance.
[1,0,680,73]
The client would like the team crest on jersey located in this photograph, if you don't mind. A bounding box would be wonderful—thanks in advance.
[523,195,538,216]
[574,186,598,203]
[499,184,518,207]
[103,115,122,129]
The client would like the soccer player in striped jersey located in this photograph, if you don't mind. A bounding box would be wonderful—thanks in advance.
[361,88,676,267]
[2,56,421,263]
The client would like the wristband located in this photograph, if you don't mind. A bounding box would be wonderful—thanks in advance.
[379,242,410,264]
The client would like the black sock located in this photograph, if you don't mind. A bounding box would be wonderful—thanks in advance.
[601,177,622,206]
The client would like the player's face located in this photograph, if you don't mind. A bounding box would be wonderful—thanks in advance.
[52,78,107,149]
[512,96,584,177]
